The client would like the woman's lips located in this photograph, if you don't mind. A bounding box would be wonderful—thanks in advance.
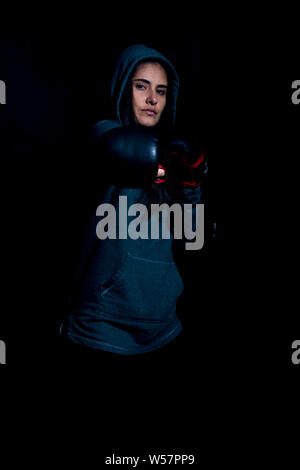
[142,109,157,116]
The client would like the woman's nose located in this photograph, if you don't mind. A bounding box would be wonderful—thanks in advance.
[146,90,158,105]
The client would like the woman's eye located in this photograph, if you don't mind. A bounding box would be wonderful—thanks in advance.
[136,84,146,90]
[157,89,166,96]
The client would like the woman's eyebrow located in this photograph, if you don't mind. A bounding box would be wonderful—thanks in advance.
[132,78,168,88]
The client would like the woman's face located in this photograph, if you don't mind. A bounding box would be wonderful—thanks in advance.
[131,62,168,127]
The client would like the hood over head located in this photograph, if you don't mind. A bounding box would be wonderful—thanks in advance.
[110,44,179,126]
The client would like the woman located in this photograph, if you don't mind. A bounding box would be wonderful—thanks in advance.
[59,44,205,364]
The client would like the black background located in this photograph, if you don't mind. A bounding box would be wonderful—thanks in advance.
[0,11,299,457]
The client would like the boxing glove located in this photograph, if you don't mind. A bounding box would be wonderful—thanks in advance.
[165,133,207,187]
[96,127,160,188]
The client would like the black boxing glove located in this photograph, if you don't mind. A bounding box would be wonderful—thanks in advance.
[165,134,207,187]
[96,127,160,188]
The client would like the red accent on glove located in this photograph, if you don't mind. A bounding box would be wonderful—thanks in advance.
[173,152,205,187]
[154,164,167,184]
[188,154,204,169]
